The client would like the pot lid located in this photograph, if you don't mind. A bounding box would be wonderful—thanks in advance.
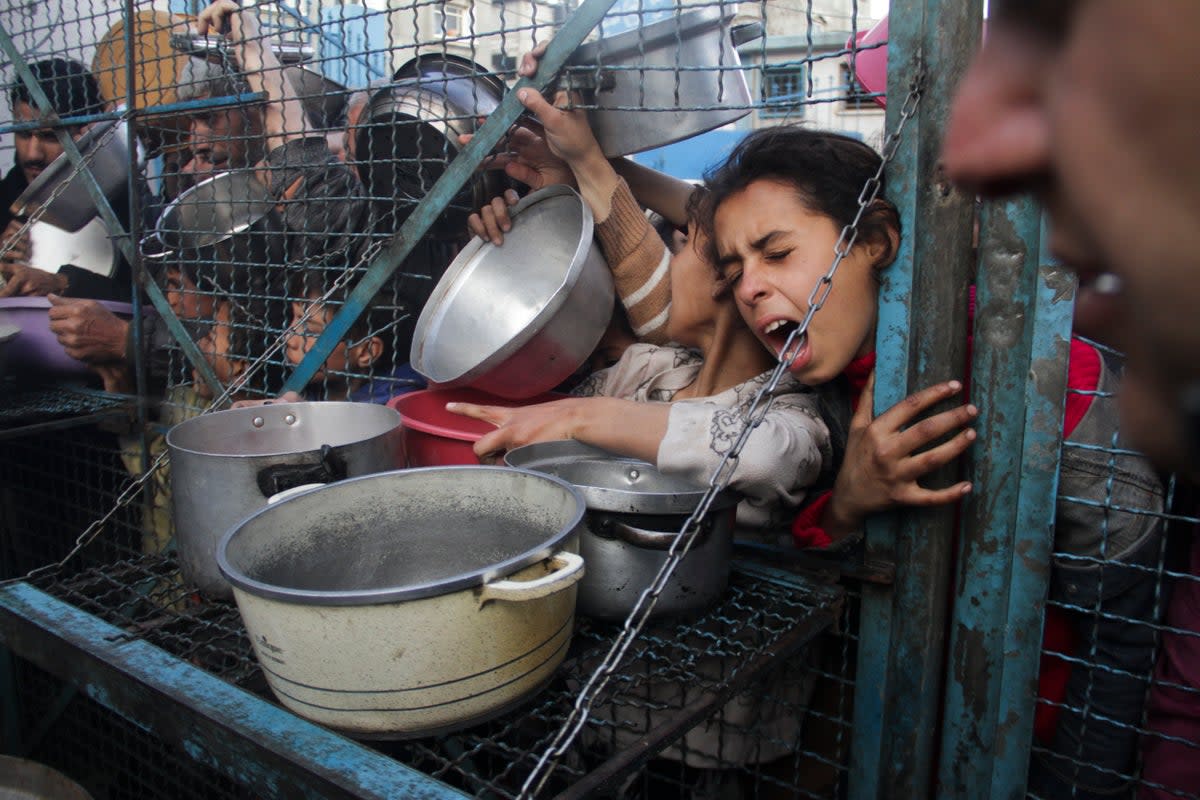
[505,440,735,515]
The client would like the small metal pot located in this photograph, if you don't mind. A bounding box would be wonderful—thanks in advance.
[410,185,614,399]
[566,6,760,157]
[356,54,506,234]
[506,440,738,619]
[217,466,586,737]
[166,402,403,599]
[155,171,286,287]
[10,120,131,232]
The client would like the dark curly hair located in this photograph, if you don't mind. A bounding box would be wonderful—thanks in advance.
[695,126,900,277]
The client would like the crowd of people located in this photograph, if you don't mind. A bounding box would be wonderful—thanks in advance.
[1,0,1198,796]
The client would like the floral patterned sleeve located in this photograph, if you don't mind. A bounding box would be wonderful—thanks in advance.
[656,376,832,529]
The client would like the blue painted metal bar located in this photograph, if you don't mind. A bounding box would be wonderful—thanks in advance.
[936,199,1071,796]
[0,21,225,397]
[274,3,385,82]
[0,92,265,135]
[0,582,468,799]
[282,0,621,394]
[848,1,982,797]
[988,226,1073,796]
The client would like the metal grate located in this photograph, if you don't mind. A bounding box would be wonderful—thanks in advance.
[26,553,842,797]
[1025,337,1200,800]
[0,380,133,436]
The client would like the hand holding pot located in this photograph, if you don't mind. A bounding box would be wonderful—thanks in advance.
[1,220,31,265]
[820,373,978,543]
[0,262,67,297]
[47,293,129,363]
[466,188,521,246]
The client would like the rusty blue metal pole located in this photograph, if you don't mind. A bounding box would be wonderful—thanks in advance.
[283,0,621,393]
[937,201,1072,798]
[848,0,981,797]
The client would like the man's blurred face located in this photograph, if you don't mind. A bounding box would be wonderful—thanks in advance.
[943,0,1200,471]
[187,101,259,179]
[12,101,82,184]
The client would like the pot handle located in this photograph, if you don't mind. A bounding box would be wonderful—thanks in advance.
[255,444,347,498]
[591,515,713,552]
[266,483,325,504]
[730,22,765,47]
[477,551,585,605]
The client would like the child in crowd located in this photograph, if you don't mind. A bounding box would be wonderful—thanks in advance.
[695,127,1163,796]
[283,270,424,403]
[449,88,833,531]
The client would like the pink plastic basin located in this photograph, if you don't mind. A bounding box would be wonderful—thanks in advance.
[388,387,566,466]
[0,297,138,376]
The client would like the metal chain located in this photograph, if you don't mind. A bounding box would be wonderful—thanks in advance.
[518,74,924,799]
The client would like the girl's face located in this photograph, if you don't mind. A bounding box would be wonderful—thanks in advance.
[713,178,882,386]
[665,223,723,346]
[193,301,245,399]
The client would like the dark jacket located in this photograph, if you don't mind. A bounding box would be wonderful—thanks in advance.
[1028,349,1167,799]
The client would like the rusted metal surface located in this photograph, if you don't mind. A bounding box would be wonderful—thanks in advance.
[849,1,982,797]
[937,202,1072,797]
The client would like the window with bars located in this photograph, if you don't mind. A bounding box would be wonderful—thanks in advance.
[840,61,877,111]
[761,64,806,119]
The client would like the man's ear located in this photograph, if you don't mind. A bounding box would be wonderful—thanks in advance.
[351,336,384,369]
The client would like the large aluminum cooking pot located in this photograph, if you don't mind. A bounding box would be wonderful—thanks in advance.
[155,171,286,289]
[217,466,586,737]
[566,6,760,157]
[410,185,614,399]
[356,54,506,236]
[506,441,737,619]
[167,402,402,599]
[10,120,130,232]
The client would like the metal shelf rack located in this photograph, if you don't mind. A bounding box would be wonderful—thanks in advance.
[0,553,842,798]
[0,380,136,441]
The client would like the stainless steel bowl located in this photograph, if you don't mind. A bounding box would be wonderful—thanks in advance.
[567,6,757,157]
[410,185,614,399]
[154,171,286,280]
[10,120,131,232]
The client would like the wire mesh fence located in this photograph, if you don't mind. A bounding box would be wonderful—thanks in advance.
[9,1,1194,800]
[3,1,886,796]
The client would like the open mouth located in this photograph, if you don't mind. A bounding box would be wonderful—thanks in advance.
[761,318,805,364]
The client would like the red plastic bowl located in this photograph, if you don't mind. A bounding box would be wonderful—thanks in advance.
[388,387,567,466]
[0,297,140,376]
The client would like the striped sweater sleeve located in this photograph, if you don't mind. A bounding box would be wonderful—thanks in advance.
[593,177,672,345]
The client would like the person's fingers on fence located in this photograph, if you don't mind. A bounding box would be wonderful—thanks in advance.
[897,423,977,480]
[848,371,877,431]
[875,379,966,434]
[518,41,550,78]
[893,403,979,458]
[894,478,974,508]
